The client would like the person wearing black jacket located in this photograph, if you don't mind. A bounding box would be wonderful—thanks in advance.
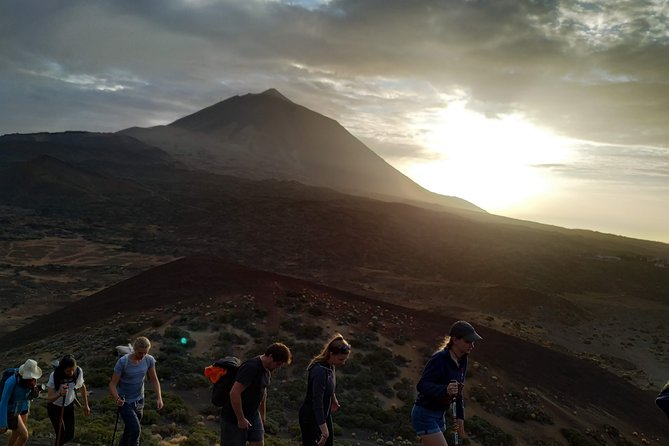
[411,321,482,446]
[299,334,351,446]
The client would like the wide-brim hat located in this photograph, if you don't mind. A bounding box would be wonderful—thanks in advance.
[18,359,42,380]
[449,320,483,342]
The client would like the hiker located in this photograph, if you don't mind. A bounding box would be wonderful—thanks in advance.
[221,343,293,446]
[656,380,669,419]
[411,321,483,446]
[299,334,351,446]
[0,359,43,446]
[109,336,163,446]
[46,354,90,445]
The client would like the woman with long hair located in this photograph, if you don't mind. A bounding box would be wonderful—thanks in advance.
[299,334,351,446]
[46,354,90,445]
[411,321,483,446]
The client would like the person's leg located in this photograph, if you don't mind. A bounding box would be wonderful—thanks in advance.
[9,413,29,446]
[298,407,319,446]
[246,411,265,446]
[419,432,449,446]
[411,405,449,446]
[61,403,75,444]
[47,403,62,441]
[220,417,248,446]
[118,400,142,446]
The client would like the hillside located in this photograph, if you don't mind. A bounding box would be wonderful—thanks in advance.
[1,256,667,446]
[120,89,481,212]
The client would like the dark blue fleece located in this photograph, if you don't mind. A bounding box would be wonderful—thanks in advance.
[414,348,467,419]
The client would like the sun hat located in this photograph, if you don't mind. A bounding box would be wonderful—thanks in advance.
[18,359,42,379]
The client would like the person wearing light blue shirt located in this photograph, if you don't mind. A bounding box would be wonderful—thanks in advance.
[109,337,163,446]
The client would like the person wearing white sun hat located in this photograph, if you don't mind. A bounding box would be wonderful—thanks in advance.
[0,359,43,446]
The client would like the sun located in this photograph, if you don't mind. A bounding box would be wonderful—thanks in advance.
[403,99,570,213]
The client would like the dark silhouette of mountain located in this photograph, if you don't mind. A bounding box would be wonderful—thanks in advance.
[0,131,175,168]
[120,89,482,212]
[0,155,145,205]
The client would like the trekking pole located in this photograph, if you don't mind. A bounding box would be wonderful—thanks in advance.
[110,395,124,446]
[55,394,66,446]
[449,380,460,446]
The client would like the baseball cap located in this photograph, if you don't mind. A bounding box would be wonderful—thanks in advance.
[449,321,483,342]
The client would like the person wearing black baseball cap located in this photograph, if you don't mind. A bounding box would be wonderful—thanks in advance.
[411,321,482,446]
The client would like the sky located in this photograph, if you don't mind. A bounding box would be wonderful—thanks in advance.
[1,0,668,243]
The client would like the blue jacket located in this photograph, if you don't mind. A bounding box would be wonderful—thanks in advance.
[0,374,32,428]
[414,348,467,419]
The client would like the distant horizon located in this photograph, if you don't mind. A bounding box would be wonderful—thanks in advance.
[2,1,668,243]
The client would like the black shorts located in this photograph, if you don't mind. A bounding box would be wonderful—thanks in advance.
[6,410,28,430]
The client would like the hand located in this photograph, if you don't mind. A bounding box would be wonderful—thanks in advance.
[447,381,461,397]
[238,418,252,429]
[83,405,91,417]
[115,396,125,407]
[316,432,329,446]
[60,384,68,396]
[331,399,341,413]
[156,397,164,411]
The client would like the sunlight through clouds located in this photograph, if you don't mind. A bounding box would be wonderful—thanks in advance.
[400,94,571,212]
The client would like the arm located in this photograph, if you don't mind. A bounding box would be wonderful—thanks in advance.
[46,384,68,403]
[108,372,124,407]
[416,355,450,398]
[147,365,163,410]
[80,384,91,416]
[0,375,15,430]
[259,389,267,423]
[309,366,330,440]
[331,392,340,413]
[229,381,251,429]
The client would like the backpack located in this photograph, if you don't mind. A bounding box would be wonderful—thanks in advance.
[0,368,19,397]
[205,356,241,407]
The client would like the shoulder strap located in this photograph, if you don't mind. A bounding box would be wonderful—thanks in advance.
[121,354,130,376]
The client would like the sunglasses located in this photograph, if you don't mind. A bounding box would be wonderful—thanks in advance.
[330,344,351,354]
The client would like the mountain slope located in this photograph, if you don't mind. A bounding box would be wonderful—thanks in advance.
[1,255,667,443]
[120,89,481,212]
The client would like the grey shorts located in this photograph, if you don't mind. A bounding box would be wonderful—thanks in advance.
[221,411,264,446]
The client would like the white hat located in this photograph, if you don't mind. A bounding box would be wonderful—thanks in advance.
[18,359,42,380]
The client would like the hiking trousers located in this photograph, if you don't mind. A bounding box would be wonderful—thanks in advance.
[47,402,75,445]
[298,407,333,446]
[118,398,144,446]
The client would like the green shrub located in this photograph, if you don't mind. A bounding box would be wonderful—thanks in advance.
[466,415,515,446]
[560,428,605,446]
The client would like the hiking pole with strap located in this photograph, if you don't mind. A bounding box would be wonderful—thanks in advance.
[55,394,66,446]
[110,395,124,446]
[449,380,460,446]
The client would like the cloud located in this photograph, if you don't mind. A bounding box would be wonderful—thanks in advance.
[1,0,668,145]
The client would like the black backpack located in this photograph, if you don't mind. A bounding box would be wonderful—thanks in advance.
[206,356,241,407]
